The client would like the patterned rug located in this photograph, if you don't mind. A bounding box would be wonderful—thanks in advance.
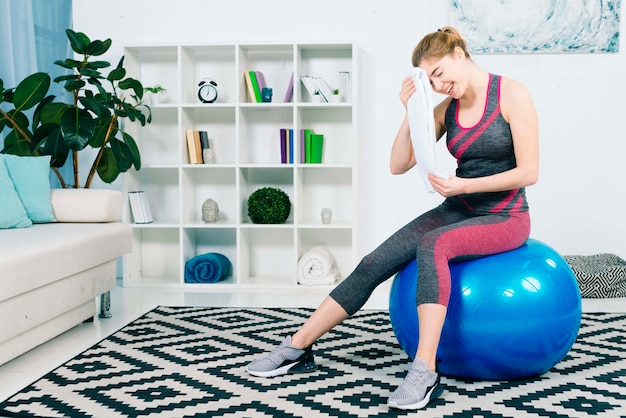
[0,307,625,418]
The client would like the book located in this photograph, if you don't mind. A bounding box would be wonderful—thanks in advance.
[186,129,202,164]
[248,71,262,103]
[199,130,215,164]
[243,71,256,103]
[300,75,337,102]
[299,76,319,99]
[304,129,313,163]
[280,128,287,164]
[128,191,154,224]
[283,72,294,102]
[255,71,266,91]
[310,133,324,163]
[288,129,294,163]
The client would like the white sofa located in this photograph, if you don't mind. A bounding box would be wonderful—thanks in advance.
[0,189,132,365]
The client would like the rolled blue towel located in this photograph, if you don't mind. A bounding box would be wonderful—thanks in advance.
[184,252,232,283]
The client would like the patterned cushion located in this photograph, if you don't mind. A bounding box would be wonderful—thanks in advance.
[564,254,626,298]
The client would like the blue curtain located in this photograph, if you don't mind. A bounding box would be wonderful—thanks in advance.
[0,0,72,187]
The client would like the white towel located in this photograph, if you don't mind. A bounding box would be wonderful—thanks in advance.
[407,67,448,193]
[297,245,341,286]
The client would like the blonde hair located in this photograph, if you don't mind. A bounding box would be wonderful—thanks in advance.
[411,26,471,67]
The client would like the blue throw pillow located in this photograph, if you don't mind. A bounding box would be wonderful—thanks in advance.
[0,155,32,228]
[3,154,56,223]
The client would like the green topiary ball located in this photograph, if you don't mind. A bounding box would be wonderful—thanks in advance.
[247,187,291,224]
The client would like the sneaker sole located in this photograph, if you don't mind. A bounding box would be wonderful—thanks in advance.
[388,382,443,410]
[246,361,317,377]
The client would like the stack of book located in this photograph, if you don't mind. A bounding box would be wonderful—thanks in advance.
[186,129,215,164]
[280,128,324,164]
[243,70,266,103]
[300,75,337,103]
[128,191,154,224]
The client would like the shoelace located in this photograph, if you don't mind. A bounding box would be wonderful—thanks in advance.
[404,365,427,388]
[266,344,291,365]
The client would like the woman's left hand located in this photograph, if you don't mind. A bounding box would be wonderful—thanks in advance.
[428,174,466,197]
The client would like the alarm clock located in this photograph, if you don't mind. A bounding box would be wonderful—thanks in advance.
[198,78,218,103]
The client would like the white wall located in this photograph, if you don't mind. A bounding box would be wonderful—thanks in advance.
[73,0,626,259]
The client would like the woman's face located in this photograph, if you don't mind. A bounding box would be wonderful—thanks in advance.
[419,48,466,99]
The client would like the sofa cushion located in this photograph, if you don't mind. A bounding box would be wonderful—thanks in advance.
[3,154,56,223]
[51,189,123,222]
[0,222,132,303]
[0,155,32,229]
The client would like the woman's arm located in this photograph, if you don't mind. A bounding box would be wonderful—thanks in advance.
[428,78,539,196]
[390,77,417,174]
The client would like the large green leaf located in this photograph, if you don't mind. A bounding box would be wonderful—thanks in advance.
[96,147,121,183]
[60,107,95,150]
[86,38,112,56]
[63,79,86,92]
[13,72,50,111]
[6,109,30,132]
[42,126,70,167]
[1,130,33,155]
[38,102,68,125]
[66,29,90,54]
[33,96,58,126]
[90,116,117,148]
[118,78,143,100]
[122,131,141,170]
[80,67,102,78]
[110,137,133,172]
[88,60,111,69]
[53,59,83,70]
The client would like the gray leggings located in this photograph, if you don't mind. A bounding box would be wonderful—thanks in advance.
[329,203,530,315]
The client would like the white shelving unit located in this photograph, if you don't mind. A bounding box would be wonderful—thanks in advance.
[122,43,357,290]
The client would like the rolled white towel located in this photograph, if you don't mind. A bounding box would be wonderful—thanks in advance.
[297,245,341,286]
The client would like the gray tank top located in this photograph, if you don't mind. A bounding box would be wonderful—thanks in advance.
[443,74,529,214]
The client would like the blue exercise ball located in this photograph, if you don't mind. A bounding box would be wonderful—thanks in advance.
[389,239,582,380]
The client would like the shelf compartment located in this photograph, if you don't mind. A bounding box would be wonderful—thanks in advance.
[181,106,237,165]
[127,167,180,224]
[297,44,353,103]
[296,166,353,226]
[297,228,353,285]
[297,107,353,164]
[239,167,295,225]
[125,46,179,104]
[238,227,295,286]
[239,107,294,165]
[180,45,237,105]
[238,44,294,104]
[182,227,237,284]
[181,166,237,224]
[126,227,181,285]
[139,107,180,165]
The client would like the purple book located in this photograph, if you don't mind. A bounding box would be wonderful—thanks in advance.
[280,128,287,164]
[255,71,266,90]
[283,72,294,102]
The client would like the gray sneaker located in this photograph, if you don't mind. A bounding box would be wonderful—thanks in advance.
[388,357,442,410]
[245,336,317,377]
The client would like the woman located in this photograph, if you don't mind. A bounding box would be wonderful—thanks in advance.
[246,26,539,411]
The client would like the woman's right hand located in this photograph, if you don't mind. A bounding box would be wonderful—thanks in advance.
[400,76,416,109]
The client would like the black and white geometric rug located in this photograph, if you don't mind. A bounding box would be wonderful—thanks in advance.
[1,307,625,417]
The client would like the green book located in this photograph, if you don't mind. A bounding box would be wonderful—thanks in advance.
[310,133,324,164]
[248,71,262,103]
[304,129,313,163]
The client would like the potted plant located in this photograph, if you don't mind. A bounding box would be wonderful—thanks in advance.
[0,29,152,188]
[247,186,291,224]
[144,84,168,104]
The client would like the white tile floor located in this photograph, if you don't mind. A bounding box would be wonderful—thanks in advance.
[0,281,624,402]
